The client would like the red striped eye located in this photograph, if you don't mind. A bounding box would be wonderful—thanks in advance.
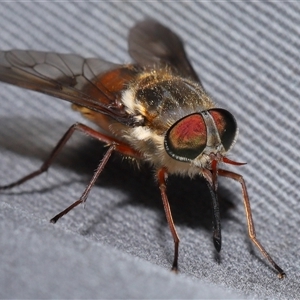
[208,108,237,151]
[164,113,207,161]
[164,109,238,162]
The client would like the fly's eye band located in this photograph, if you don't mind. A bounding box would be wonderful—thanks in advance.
[164,113,207,161]
[164,109,238,162]
[208,108,238,151]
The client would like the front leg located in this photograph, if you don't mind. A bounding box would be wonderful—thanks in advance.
[157,167,180,271]
[218,169,286,278]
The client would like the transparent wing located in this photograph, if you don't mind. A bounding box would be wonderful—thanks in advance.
[0,50,140,125]
[128,19,202,86]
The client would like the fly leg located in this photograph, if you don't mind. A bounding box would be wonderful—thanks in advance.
[50,144,115,223]
[0,122,141,222]
[157,167,180,271]
[218,169,286,279]
[0,123,119,189]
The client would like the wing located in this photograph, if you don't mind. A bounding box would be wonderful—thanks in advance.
[128,19,202,86]
[0,50,141,126]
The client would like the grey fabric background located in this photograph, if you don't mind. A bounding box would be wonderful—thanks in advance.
[0,2,299,299]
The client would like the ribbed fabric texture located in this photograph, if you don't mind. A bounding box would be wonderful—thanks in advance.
[0,2,299,299]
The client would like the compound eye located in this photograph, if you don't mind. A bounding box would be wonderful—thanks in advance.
[208,108,238,151]
[164,114,207,162]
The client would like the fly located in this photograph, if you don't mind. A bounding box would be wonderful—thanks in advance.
[0,20,285,278]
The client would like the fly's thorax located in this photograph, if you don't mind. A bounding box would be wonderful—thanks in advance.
[121,69,215,133]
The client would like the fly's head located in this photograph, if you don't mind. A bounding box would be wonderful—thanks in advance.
[164,108,238,170]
